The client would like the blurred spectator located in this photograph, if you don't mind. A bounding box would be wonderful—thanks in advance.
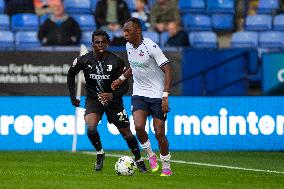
[165,21,189,47]
[277,0,284,13]
[236,0,246,31]
[131,0,150,30]
[34,0,61,16]
[150,0,180,33]
[94,0,131,32]
[247,0,258,15]
[38,2,81,46]
[5,0,35,16]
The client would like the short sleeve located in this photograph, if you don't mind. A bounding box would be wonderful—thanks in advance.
[148,40,169,67]
[70,57,83,74]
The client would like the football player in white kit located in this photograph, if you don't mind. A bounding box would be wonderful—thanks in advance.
[111,17,173,176]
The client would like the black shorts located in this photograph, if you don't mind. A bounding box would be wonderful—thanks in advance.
[85,97,129,128]
[131,95,167,121]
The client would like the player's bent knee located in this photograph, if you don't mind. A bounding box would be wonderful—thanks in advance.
[123,132,134,140]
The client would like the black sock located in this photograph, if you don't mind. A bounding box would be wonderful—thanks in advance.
[87,129,102,152]
[125,135,141,161]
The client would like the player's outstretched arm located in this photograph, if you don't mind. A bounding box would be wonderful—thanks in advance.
[111,68,132,90]
[160,63,172,113]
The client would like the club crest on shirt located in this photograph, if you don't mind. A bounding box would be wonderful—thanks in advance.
[139,50,144,56]
[107,65,112,71]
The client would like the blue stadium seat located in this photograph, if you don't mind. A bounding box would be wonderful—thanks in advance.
[39,14,49,25]
[81,31,92,46]
[259,31,284,49]
[189,31,218,48]
[273,14,284,31]
[211,13,234,31]
[91,0,98,12]
[0,0,4,13]
[71,14,96,31]
[245,14,272,31]
[0,31,14,50]
[143,31,159,45]
[179,0,206,14]
[182,14,212,31]
[125,0,135,11]
[64,0,92,14]
[15,31,41,50]
[0,14,10,30]
[160,32,169,47]
[11,13,39,31]
[258,0,279,14]
[231,31,258,48]
[207,0,235,14]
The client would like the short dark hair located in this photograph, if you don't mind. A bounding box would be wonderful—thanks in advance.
[92,30,111,43]
[126,17,142,30]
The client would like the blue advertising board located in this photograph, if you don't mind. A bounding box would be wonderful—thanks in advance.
[0,96,284,151]
[263,53,284,92]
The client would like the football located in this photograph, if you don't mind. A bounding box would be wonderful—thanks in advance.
[114,156,137,176]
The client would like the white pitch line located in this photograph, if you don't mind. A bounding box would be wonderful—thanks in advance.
[82,151,284,175]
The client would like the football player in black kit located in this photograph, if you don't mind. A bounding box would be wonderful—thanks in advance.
[67,30,147,173]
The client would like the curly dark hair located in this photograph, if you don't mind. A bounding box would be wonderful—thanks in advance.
[92,30,111,43]
[126,17,142,30]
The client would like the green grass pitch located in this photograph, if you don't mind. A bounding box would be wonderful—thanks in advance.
[0,151,284,189]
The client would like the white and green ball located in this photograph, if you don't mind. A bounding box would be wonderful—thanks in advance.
[115,156,137,176]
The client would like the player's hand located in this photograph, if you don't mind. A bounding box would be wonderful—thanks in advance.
[162,97,169,114]
[71,98,80,107]
[111,79,124,90]
[98,93,113,103]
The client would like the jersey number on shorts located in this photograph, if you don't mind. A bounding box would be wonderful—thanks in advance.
[117,109,128,122]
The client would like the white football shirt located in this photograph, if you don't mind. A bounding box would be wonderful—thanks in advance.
[126,37,169,98]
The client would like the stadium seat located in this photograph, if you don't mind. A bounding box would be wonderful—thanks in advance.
[125,0,135,11]
[189,31,218,48]
[259,31,284,49]
[15,31,41,50]
[245,15,272,31]
[143,31,159,45]
[11,13,39,31]
[0,31,14,50]
[211,13,234,31]
[0,0,4,13]
[91,0,98,12]
[273,14,284,31]
[182,14,212,31]
[160,32,169,47]
[230,31,258,48]
[179,0,206,14]
[257,0,279,14]
[39,14,49,25]
[207,0,235,14]
[64,0,92,14]
[0,14,10,30]
[71,14,96,31]
[81,31,92,46]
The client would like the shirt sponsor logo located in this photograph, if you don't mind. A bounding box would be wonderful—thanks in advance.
[129,60,145,68]
[89,74,110,80]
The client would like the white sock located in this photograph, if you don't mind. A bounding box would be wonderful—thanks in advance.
[97,149,104,154]
[140,140,155,158]
[160,153,171,170]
